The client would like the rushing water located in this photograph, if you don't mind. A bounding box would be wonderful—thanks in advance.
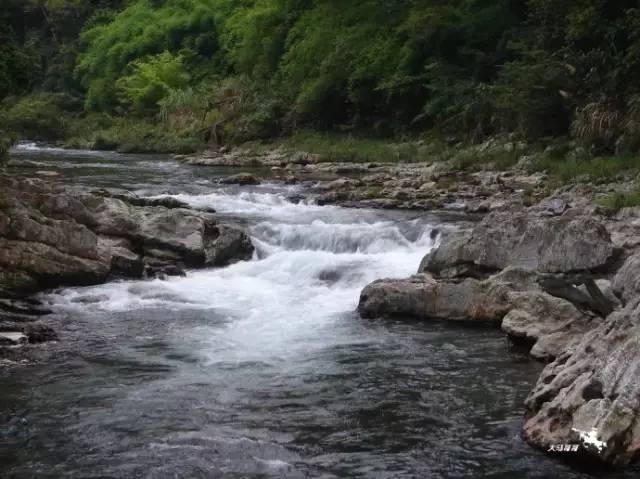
[1,145,636,478]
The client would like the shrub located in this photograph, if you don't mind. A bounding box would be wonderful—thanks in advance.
[597,191,640,211]
[572,102,624,151]
[0,93,79,140]
[0,129,16,165]
[116,52,190,114]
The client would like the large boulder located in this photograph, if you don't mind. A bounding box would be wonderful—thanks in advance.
[421,208,616,277]
[501,290,594,360]
[205,224,254,267]
[358,274,511,322]
[359,266,596,361]
[84,196,254,268]
[359,267,533,322]
[0,175,255,294]
[523,299,640,466]
[0,186,111,292]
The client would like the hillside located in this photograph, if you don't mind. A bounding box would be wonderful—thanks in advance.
[1,0,640,158]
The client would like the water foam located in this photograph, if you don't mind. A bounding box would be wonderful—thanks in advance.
[46,189,435,363]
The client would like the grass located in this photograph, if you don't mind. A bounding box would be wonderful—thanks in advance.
[271,130,447,164]
[451,148,521,171]
[0,93,205,154]
[532,153,640,183]
[64,115,205,154]
[596,191,640,211]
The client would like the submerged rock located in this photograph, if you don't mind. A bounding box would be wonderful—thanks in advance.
[220,172,261,185]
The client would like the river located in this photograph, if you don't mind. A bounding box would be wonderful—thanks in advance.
[0,145,633,478]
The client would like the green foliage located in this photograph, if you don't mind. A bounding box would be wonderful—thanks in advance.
[597,191,640,211]
[489,53,573,139]
[276,131,431,164]
[451,148,521,172]
[0,33,41,99]
[64,114,204,153]
[533,153,640,183]
[76,0,224,111]
[0,130,16,166]
[0,93,80,140]
[116,52,190,113]
[3,0,640,157]
[222,0,289,80]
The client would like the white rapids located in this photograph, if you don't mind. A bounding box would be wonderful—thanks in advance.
[46,189,436,364]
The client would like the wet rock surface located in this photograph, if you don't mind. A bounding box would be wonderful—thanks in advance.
[523,299,640,466]
[0,174,254,351]
[357,198,640,467]
[219,172,262,185]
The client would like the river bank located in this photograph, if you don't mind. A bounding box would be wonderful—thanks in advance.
[1,143,640,476]
[177,135,640,213]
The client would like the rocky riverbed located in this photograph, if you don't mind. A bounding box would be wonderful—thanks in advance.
[2,143,640,476]
[177,141,640,214]
[182,143,640,468]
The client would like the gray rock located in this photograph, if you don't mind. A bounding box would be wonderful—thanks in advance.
[98,237,144,278]
[613,252,640,303]
[358,268,535,323]
[358,274,504,321]
[418,230,475,278]
[539,276,616,318]
[85,197,254,267]
[536,198,569,216]
[608,207,640,249]
[0,332,27,345]
[421,208,615,276]
[205,225,254,267]
[501,290,593,360]
[523,299,640,466]
[0,175,254,294]
[220,173,261,185]
[359,266,595,361]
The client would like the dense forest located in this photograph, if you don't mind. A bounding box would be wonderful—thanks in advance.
[2,0,640,154]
